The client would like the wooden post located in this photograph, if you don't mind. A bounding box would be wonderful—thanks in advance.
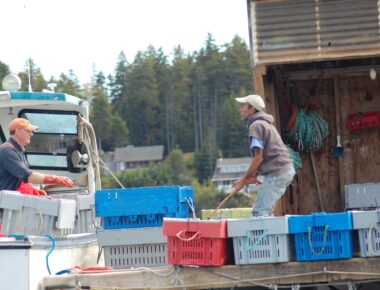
[253,64,266,98]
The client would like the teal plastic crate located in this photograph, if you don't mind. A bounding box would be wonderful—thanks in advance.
[288,212,353,261]
[95,186,195,229]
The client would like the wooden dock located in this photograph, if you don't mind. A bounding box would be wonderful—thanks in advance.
[41,257,380,289]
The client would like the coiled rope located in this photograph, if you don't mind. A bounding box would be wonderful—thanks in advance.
[286,145,302,170]
[284,108,329,151]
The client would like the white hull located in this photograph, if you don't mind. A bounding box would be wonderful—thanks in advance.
[0,234,102,290]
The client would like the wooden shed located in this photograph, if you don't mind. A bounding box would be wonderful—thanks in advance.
[247,0,380,215]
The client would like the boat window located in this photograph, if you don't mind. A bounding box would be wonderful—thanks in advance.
[23,111,77,134]
[0,125,5,143]
[20,110,79,170]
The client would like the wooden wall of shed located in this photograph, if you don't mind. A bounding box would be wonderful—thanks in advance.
[259,68,380,215]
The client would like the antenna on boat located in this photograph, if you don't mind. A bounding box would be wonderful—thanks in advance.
[27,58,32,92]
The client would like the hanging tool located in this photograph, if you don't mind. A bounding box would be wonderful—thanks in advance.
[332,135,344,157]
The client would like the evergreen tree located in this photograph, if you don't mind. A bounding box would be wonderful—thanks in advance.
[123,49,161,145]
[56,70,82,97]
[170,46,195,152]
[19,59,47,92]
[167,147,191,185]
[193,142,214,183]
[0,61,10,89]
[90,83,129,152]
[223,35,252,96]
[220,94,249,157]
[110,51,129,106]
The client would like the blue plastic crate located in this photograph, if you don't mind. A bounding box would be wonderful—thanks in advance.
[288,212,353,261]
[95,186,195,229]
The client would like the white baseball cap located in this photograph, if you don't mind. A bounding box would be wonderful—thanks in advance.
[235,94,265,111]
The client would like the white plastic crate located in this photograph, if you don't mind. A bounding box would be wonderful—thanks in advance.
[97,227,167,269]
[352,210,380,257]
[50,191,98,234]
[227,216,291,264]
[345,183,380,210]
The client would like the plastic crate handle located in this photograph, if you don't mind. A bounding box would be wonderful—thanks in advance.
[176,230,201,241]
[368,222,380,256]
[308,225,330,256]
[245,229,268,251]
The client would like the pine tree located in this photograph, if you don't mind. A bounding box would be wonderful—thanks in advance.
[19,59,47,92]
[220,94,249,157]
[56,70,82,97]
[0,61,10,88]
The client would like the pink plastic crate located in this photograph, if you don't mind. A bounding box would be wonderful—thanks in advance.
[163,218,232,266]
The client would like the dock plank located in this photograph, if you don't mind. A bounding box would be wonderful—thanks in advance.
[41,257,380,289]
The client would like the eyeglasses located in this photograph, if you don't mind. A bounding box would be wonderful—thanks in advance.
[19,128,34,134]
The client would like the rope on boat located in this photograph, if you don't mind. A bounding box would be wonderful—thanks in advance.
[44,234,56,275]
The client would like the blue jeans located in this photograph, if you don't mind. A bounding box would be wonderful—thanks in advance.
[252,168,295,217]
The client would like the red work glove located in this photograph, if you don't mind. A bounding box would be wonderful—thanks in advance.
[44,175,74,188]
[32,187,48,197]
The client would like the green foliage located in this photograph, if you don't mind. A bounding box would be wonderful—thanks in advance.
[19,59,47,92]
[193,144,214,183]
[103,148,192,189]
[90,83,129,152]
[167,148,191,185]
[56,70,83,97]
[219,94,249,157]
[0,34,253,176]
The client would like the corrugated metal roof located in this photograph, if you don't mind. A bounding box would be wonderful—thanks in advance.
[249,0,380,65]
[113,145,164,162]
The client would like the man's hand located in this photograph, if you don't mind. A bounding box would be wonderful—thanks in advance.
[233,177,247,192]
[31,187,48,197]
[43,175,74,188]
[246,175,262,185]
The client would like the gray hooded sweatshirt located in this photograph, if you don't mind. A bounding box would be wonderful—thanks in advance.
[247,111,293,175]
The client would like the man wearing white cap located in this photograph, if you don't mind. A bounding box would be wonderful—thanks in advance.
[233,95,295,217]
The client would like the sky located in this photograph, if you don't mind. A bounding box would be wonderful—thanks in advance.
[0,0,249,84]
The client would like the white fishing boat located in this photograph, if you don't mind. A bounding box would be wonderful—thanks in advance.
[0,74,104,290]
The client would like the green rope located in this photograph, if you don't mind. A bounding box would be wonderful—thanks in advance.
[287,144,302,170]
[284,109,329,151]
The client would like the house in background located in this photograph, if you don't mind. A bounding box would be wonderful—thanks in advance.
[211,157,257,195]
[102,145,164,173]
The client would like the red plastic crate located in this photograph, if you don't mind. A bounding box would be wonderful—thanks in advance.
[163,218,231,266]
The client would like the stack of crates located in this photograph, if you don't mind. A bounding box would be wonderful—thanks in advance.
[288,212,354,261]
[163,218,231,266]
[201,208,252,220]
[351,210,380,257]
[227,216,291,264]
[95,186,195,269]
